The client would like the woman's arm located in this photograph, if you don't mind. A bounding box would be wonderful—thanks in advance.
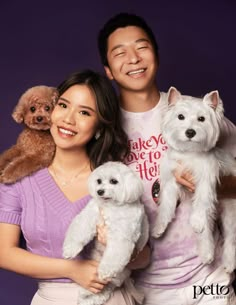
[0,223,107,293]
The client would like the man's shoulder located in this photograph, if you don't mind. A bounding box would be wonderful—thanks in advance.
[218,117,236,155]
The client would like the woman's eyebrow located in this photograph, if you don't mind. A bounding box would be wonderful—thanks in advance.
[58,97,96,112]
[58,97,70,103]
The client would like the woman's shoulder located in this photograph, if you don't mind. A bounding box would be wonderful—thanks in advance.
[0,168,48,191]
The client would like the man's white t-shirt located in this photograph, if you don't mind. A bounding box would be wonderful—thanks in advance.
[121,92,236,288]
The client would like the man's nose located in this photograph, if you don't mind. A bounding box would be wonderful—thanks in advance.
[128,49,141,64]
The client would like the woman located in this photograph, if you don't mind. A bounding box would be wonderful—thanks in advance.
[0,70,150,305]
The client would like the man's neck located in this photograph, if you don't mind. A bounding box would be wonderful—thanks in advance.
[119,85,160,112]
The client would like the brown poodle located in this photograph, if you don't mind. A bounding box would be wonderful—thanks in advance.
[0,85,58,184]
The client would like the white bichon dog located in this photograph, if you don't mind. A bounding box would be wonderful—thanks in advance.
[63,161,149,305]
[152,87,236,271]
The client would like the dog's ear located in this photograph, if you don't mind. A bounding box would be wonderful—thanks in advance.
[11,89,32,124]
[203,90,224,120]
[121,170,144,203]
[50,88,59,105]
[12,102,25,123]
[203,91,221,110]
[167,87,182,106]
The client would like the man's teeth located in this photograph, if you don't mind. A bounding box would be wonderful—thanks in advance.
[128,69,145,75]
[59,128,76,135]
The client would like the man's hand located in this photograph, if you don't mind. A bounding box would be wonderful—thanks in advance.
[174,163,195,192]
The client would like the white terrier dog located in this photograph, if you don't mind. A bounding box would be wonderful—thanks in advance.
[152,87,236,271]
[63,161,149,305]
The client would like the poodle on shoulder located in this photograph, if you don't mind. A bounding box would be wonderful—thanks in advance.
[0,85,58,184]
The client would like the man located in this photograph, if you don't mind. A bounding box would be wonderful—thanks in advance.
[98,13,236,304]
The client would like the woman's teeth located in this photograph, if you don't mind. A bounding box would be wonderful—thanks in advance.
[59,128,76,135]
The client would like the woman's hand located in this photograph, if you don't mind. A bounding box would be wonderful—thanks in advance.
[96,209,107,246]
[67,259,109,294]
[0,223,107,293]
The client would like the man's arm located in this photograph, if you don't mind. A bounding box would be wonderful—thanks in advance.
[217,117,236,199]
[218,175,236,199]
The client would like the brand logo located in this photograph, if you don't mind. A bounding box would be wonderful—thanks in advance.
[193,284,230,299]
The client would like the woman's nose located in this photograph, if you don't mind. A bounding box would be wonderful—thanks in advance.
[63,110,76,125]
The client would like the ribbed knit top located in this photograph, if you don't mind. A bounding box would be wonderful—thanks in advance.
[0,168,91,260]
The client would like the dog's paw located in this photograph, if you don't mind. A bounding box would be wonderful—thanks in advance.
[99,270,117,280]
[62,247,74,259]
[0,171,18,184]
[98,265,117,280]
[222,250,236,273]
[79,296,103,305]
[199,252,214,265]
[151,221,168,238]
[223,261,236,274]
[189,212,205,233]
[198,243,214,265]
[62,244,81,259]
[223,263,236,274]
[79,288,111,305]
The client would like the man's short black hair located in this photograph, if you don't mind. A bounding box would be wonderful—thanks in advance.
[98,12,159,67]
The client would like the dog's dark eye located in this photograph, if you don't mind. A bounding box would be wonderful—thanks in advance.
[178,114,185,120]
[97,179,102,184]
[30,106,36,113]
[198,116,205,122]
[110,178,118,185]
[45,106,50,111]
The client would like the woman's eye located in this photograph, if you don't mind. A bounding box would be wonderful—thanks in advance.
[58,102,67,108]
[79,110,90,116]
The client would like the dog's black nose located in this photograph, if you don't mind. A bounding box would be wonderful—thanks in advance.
[185,129,196,138]
[97,189,105,196]
[36,116,43,122]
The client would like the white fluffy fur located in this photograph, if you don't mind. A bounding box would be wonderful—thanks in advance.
[152,87,236,271]
[63,161,149,305]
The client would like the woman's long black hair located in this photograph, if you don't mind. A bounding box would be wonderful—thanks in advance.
[57,69,129,169]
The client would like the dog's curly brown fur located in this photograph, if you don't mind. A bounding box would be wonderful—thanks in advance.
[0,85,58,184]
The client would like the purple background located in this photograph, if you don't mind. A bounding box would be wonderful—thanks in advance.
[0,1,235,304]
